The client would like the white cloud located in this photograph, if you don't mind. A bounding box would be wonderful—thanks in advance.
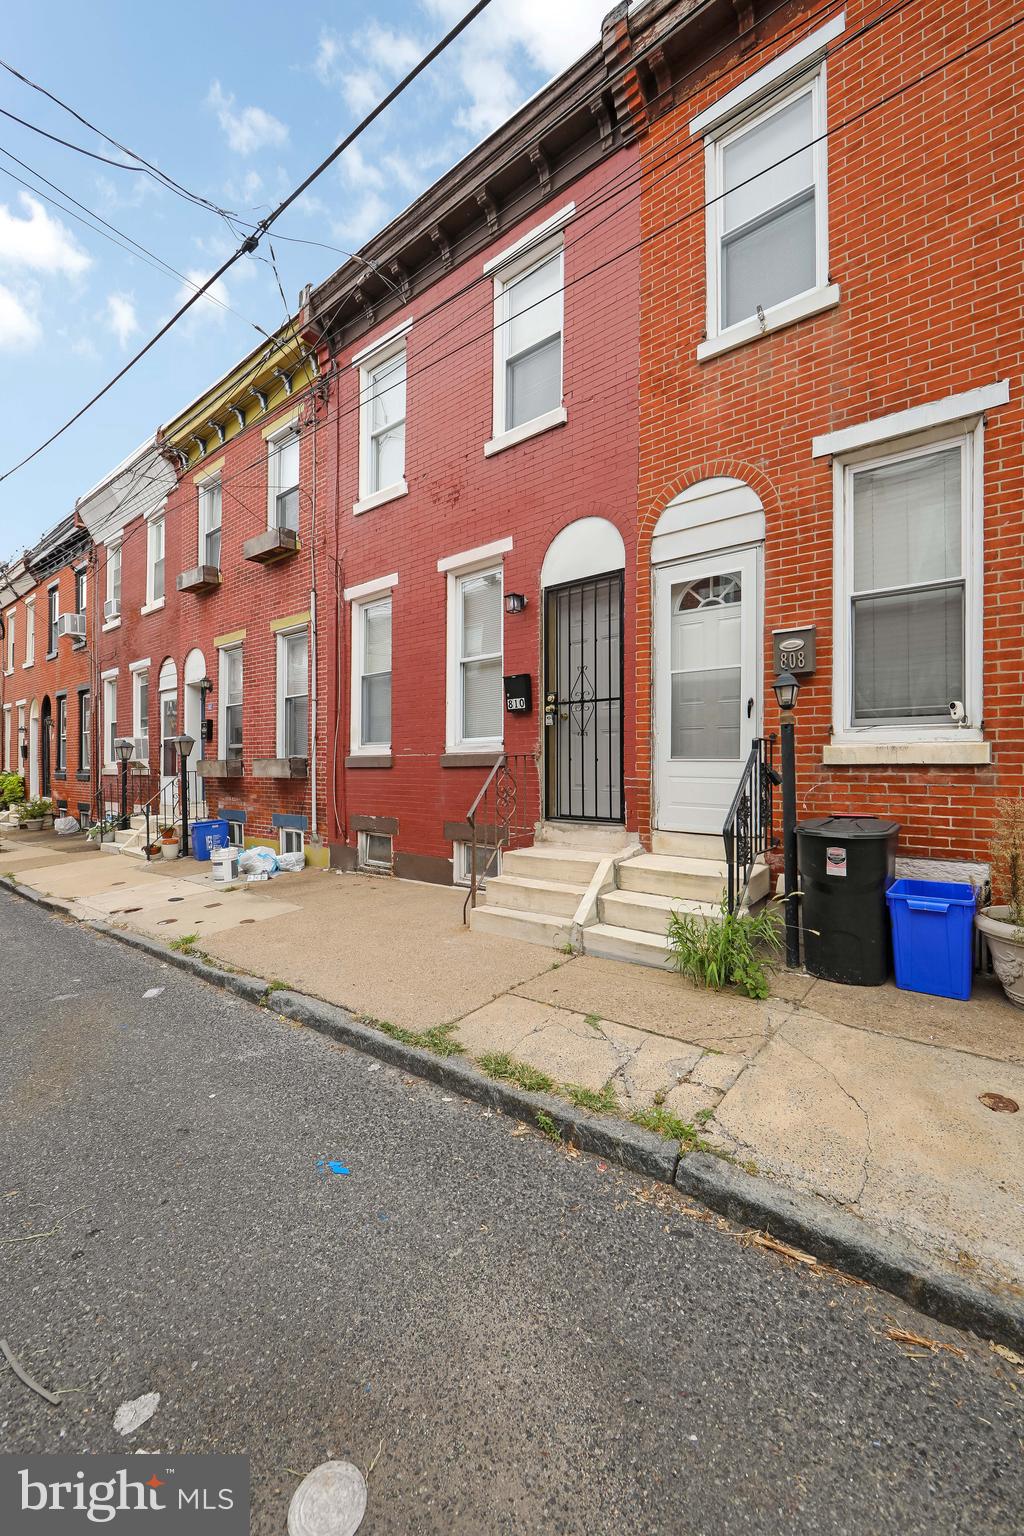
[0,282,40,350]
[106,292,139,347]
[0,193,91,276]
[175,267,232,327]
[207,80,288,155]
[330,191,390,250]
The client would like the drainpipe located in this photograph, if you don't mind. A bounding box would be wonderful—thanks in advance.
[308,382,320,841]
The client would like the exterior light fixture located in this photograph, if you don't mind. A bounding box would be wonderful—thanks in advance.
[199,677,214,694]
[772,669,801,713]
[504,593,527,614]
[113,737,135,763]
[174,735,195,761]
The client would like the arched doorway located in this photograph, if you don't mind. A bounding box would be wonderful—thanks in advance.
[182,649,207,768]
[28,699,39,799]
[540,517,626,823]
[651,478,765,833]
[40,697,52,797]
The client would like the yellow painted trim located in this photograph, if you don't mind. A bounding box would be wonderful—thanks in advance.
[214,628,246,649]
[305,844,329,868]
[270,611,310,632]
[192,456,225,485]
[262,410,301,440]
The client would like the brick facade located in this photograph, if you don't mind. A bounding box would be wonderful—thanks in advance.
[630,0,1022,867]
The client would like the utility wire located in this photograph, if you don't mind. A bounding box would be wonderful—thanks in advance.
[0,0,494,486]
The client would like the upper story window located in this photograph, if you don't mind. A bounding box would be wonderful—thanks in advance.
[75,567,87,616]
[79,691,91,772]
[456,567,503,747]
[104,543,122,622]
[353,325,411,514]
[220,645,243,758]
[277,629,308,759]
[47,585,59,656]
[146,515,165,607]
[199,478,222,570]
[268,428,300,532]
[132,667,149,755]
[56,696,67,773]
[488,240,565,457]
[4,611,14,673]
[23,598,34,667]
[693,15,843,360]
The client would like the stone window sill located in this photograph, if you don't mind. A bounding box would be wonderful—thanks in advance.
[440,749,503,769]
[140,599,165,616]
[484,407,567,458]
[697,285,841,362]
[353,481,408,517]
[823,739,991,767]
[345,753,393,768]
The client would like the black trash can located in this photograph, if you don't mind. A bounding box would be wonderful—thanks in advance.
[797,816,900,985]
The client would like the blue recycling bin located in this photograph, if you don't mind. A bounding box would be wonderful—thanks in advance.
[885,879,976,1000]
[190,817,229,862]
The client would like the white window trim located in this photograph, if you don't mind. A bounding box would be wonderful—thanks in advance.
[830,419,984,755]
[218,643,243,760]
[343,572,398,603]
[487,234,566,455]
[144,512,166,612]
[813,381,1010,458]
[4,608,14,674]
[198,475,222,569]
[445,559,504,753]
[437,537,512,574]
[103,538,122,628]
[46,582,59,657]
[355,334,408,512]
[689,13,845,135]
[101,673,118,771]
[266,421,301,531]
[482,203,575,276]
[275,626,308,759]
[131,666,150,762]
[350,317,414,368]
[279,826,305,858]
[700,64,834,356]
[22,597,34,668]
[350,593,392,756]
[358,829,392,870]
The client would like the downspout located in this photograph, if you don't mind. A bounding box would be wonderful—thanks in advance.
[308,379,319,841]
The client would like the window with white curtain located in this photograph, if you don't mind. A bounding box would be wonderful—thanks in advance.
[360,347,406,500]
[198,478,222,569]
[277,630,308,758]
[268,429,300,531]
[494,246,563,434]
[705,71,827,339]
[355,597,392,749]
[456,567,503,745]
[839,435,977,732]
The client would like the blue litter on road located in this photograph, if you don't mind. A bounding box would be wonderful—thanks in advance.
[317,1159,351,1177]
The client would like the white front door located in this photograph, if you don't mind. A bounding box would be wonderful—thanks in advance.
[159,690,178,795]
[654,547,760,834]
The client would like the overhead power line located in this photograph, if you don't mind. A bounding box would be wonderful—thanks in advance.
[0,0,494,487]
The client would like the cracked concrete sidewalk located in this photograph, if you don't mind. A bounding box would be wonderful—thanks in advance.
[6,829,1024,1288]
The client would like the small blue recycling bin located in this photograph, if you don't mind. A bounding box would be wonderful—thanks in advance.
[190,817,229,862]
[885,879,976,1000]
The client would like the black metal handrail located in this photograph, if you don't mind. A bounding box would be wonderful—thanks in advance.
[96,765,207,860]
[723,735,781,913]
[463,751,539,922]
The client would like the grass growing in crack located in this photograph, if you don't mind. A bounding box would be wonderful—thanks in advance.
[363,1015,465,1058]
[695,1106,716,1125]
[478,1052,554,1094]
[629,1104,710,1150]
[266,979,287,994]
[562,1081,618,1115]
[169,933,199,952]
[535,1110,562,1142]
[583,1012,603,1032]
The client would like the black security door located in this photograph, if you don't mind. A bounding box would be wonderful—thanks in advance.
[544,571,624,822]
[41,697,52,798]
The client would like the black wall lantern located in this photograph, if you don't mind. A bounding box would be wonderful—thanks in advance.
[504,592,527,615]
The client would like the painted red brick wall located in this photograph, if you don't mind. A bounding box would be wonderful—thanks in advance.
[315,147,641,877]
[634,0,1022,866]
[2,556,93,816]
[100,391,327,847]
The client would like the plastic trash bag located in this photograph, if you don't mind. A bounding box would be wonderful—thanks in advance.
[238,846,279,878]
[276,851,305,873]
[54,815,80,835]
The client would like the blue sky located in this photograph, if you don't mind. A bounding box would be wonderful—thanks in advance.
[0,0,609,553]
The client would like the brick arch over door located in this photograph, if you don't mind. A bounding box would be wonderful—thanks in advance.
[631,461,785,846]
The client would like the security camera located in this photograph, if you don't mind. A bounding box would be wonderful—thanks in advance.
[948,700,967,725]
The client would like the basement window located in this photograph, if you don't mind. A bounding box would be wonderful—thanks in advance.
[279,826,305,858]
[454,840,498,888]
[358,831,392,871]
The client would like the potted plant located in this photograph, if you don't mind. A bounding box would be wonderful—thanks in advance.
[39,797,54,828]
[977,797,1024,1007]
[160,825,180,861]
[19,797,48,831]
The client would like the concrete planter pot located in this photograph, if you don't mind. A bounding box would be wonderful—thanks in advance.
[976,905,1024,1007]
[160,841,179,861]
[24,818,43,831]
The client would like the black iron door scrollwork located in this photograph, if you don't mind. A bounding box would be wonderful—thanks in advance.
[544,571,624,822]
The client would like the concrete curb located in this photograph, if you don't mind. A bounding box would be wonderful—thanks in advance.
[270,990,680,1183]
[5,874,1021,1349]
[676,1152,1024,1355]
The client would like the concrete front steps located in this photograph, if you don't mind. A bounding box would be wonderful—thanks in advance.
[469,825,771,969]
[99,813,180,858]
[583,833,771,968]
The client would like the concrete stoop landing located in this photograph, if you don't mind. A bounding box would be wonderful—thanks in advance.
[469,824,770,966]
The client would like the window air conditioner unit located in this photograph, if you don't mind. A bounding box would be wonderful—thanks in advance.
[131,737,149,762]
[56,612,86,640]
[103,598,120,622]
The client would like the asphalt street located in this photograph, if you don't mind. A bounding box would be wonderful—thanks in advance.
[1,888,1021,1535]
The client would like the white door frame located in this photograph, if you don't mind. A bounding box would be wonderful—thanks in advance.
[653,542,763,834]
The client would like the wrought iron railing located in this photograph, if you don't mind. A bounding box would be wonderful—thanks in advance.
[96,766,207,859]
[723,735,781,913]
[463,752,539,922]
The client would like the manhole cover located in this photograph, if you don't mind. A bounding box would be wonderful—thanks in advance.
[979,1093,1019,1113]
[288,1461,366,1536]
